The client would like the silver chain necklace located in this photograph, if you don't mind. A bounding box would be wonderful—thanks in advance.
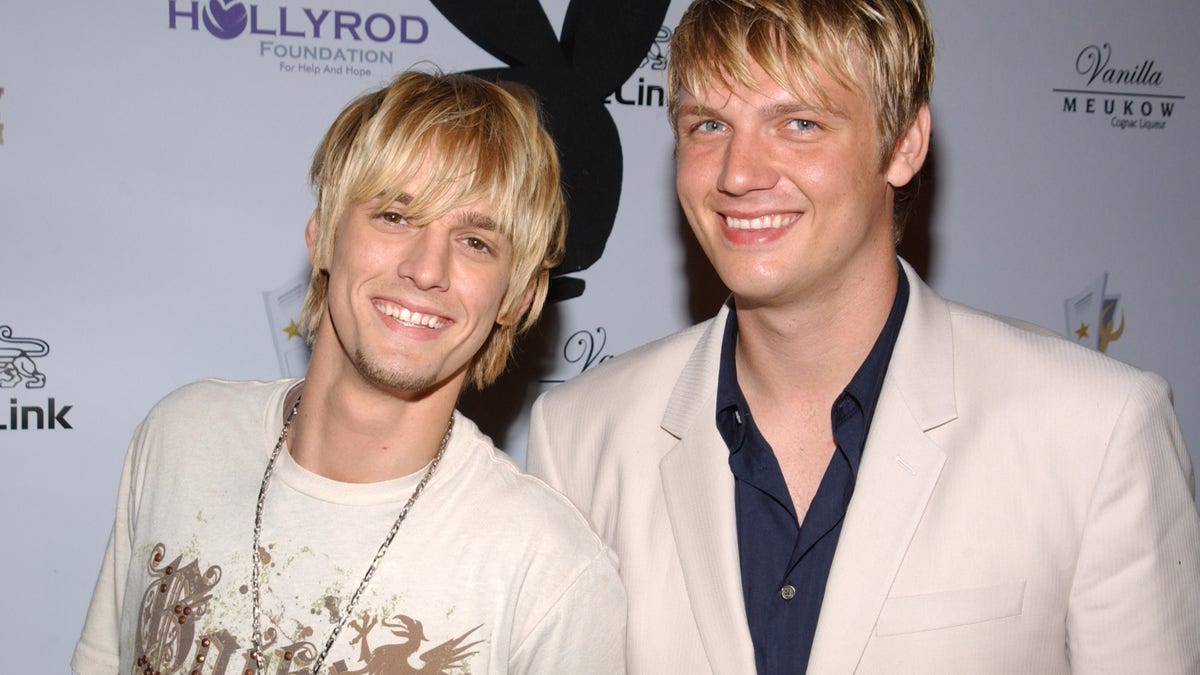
[250,393,453,674]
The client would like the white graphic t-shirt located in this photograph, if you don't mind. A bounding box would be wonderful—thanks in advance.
[72,379,625,674]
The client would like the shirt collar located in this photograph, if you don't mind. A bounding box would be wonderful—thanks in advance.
[716,300,748,453]
[842,266,909,430]
[714,264,910,455]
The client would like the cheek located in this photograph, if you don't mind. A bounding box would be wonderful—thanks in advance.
[463,265,512,321]
[675,147,713,195]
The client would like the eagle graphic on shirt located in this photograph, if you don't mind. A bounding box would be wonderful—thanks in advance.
[132,543,482,674]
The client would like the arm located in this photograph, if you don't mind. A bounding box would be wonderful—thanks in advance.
[508,547,627,674]
[1066,372,1200,672]
[71,421,147,674]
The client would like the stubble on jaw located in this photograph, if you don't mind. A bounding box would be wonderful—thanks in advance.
[351,347,441,399]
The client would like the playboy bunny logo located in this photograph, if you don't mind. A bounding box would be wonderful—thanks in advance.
[429,0,671,301]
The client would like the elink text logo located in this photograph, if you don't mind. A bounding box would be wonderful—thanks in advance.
[168,1,430,77]
[1054,44,1184,132]
[0,325,73,430]
[606,26,672,109]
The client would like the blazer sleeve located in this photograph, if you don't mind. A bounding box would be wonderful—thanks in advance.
[526,393,568,495]
[1066,371,1200,672]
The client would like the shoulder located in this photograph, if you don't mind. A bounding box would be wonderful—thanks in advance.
[444,420,626,664]
[450,414,614,555]
[144,378,296,426]
[130,378,298,464]
[901,266,1166,409]
[936,301,1180,462]
[946,301,1162,396]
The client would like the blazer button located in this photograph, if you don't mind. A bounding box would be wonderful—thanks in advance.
[780,584,796,601]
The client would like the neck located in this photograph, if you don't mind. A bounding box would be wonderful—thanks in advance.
[287,343,462,484]
[734,257,899,406]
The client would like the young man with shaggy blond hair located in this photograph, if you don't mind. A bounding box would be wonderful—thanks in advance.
[528,1,1200,673]
[73,70,624,674]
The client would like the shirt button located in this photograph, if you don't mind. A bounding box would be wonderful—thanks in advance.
[780,584,796,601]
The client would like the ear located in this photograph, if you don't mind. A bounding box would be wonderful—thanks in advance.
[305,213,319,263]
[497,283,536,327]
[885,104,931,188]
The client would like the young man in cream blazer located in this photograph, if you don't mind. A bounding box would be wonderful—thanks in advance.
[528,0,1200,673]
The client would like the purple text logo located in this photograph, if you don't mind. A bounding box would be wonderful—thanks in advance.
[169,1,428,44]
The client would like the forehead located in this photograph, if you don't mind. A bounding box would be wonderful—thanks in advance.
[677,58,867,119]
[373,154,502,223]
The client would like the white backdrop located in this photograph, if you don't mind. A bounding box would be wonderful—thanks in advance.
[1,0,1197,669]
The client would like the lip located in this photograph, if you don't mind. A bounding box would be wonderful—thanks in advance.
[371,297,452,331]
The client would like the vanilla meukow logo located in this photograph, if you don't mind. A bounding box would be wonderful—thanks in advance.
[169,0,429,44]
[1055,43,1183,131]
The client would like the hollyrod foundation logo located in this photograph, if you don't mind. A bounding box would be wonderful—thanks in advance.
[168,1,430,77]
[1054,43,1185,132]
[202,0,247,39]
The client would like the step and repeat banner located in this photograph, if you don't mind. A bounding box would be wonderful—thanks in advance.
[1,0,1197,668]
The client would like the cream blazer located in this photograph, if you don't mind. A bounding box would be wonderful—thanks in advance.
[528,260,1200,674]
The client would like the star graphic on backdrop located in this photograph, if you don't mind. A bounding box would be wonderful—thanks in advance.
[283,319,301,340]
[1075,322,1089,341]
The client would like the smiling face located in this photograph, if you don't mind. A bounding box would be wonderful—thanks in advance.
[674,59,926,310]
[307,180,522,399]
[303,71,566,390]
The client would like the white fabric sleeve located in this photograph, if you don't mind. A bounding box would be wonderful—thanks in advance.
[70,420,146,674]
[525,394,565,493]
[508,547,627,674]
[1066,372,1200,673]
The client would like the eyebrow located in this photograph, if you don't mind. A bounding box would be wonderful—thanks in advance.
[763,102,849,120]
[457,210,498,231]
[380,193,498,231]
[674,100,849,122]
[373,192,414,209]
[674,103,713,120]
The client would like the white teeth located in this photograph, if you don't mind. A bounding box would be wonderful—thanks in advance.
[725,214,794,230]
[373,301,446,329]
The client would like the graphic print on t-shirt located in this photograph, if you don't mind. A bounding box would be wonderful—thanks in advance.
[132,543,483,674]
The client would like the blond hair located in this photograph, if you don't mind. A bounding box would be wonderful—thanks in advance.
[303,70,566,389]
[668,0,934,177]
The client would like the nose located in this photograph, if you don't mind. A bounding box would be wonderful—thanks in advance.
[396,226,450,291]
[717,129,779,196]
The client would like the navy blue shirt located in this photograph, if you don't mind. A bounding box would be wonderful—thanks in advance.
[716,271,909,674]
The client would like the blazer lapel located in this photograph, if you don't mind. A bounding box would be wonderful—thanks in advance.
[659,305,758,675]
[808,260,958,672]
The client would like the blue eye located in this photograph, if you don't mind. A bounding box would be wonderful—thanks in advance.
[697,120,724,132]
[788,119,818,132]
